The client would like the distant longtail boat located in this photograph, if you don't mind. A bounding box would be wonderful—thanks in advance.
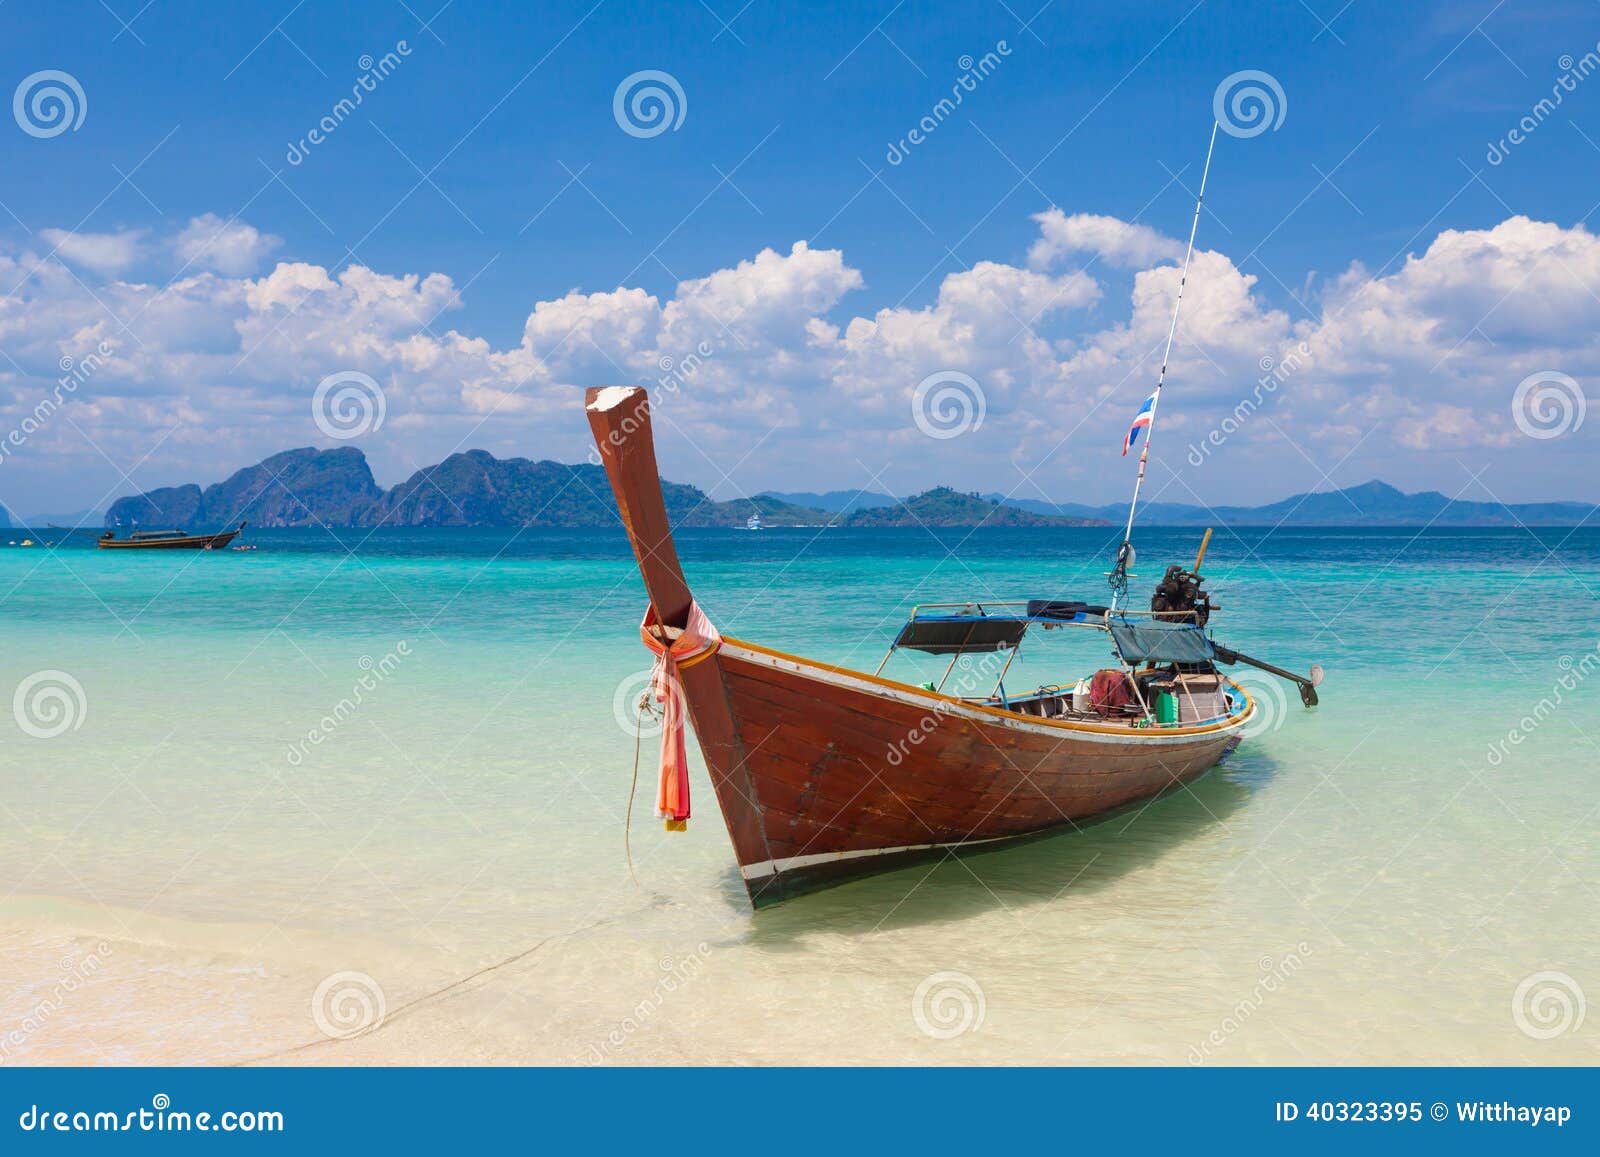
[97,523,247,550]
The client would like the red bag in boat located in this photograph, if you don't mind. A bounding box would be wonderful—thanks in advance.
[1089,668,1133,717]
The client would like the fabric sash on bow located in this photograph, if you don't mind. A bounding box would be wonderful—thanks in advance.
[639,601,721,831]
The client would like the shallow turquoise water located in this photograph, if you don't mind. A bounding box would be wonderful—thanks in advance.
[1,525,1596,1064]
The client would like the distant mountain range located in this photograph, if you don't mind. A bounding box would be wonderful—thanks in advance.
[62,453,1600,532]
[757,489,900,514]
[977,480,1600,526]
[831,487,1100,527]
[102,448,1105,530]
[12,509,101,529]
[767,480,1599,526]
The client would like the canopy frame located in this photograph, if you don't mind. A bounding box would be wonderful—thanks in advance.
[874,601,1212,705]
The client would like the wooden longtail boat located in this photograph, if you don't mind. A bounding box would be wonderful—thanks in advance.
[587,125,1320,906]
[97,522,247,550]
[585,387,1319,907]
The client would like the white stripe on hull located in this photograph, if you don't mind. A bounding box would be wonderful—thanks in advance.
[741,838,1015,881]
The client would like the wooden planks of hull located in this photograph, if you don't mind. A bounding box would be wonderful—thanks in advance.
[694,641,1242,906]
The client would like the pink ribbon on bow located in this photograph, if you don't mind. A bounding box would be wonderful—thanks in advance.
[639,601,721,830]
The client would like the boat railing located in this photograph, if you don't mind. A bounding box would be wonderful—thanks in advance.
[903,600,1200,622]
[875,600,1217,722]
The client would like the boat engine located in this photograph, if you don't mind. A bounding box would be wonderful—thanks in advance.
[1150,564,1214,627]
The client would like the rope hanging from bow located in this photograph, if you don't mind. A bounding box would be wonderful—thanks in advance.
[638,601,720,831]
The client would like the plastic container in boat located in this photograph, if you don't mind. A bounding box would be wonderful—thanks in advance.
[1072,679,1090,713]
[1155,691,1178,725]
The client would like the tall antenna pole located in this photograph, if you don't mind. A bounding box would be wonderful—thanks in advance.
[1109,120,1220,608]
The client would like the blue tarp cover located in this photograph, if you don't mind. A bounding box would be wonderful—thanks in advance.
[1105,615,1215,664]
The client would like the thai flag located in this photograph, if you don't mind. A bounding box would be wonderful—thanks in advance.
[1122,390,1157,456]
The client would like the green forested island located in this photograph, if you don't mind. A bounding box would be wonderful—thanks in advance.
[104,447,1108,529]
[100,448,1589,531]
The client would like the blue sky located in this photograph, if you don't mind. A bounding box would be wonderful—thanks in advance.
[2,0,1598,517]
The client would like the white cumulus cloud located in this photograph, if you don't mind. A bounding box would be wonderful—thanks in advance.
[174,214,283,276]
[38,228,146,276]
[0,209,1596,514]
[1028,209,1186,270]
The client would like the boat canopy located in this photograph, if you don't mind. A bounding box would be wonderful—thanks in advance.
[890,600,1109,655]
[884,600,1217,678]
[892,613,1029,655]
[1026,599,1109,621]
[1105,615,1215,664]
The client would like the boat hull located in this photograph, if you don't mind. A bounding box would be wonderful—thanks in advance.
[682,636,1248,907]
[97,529,243,550]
